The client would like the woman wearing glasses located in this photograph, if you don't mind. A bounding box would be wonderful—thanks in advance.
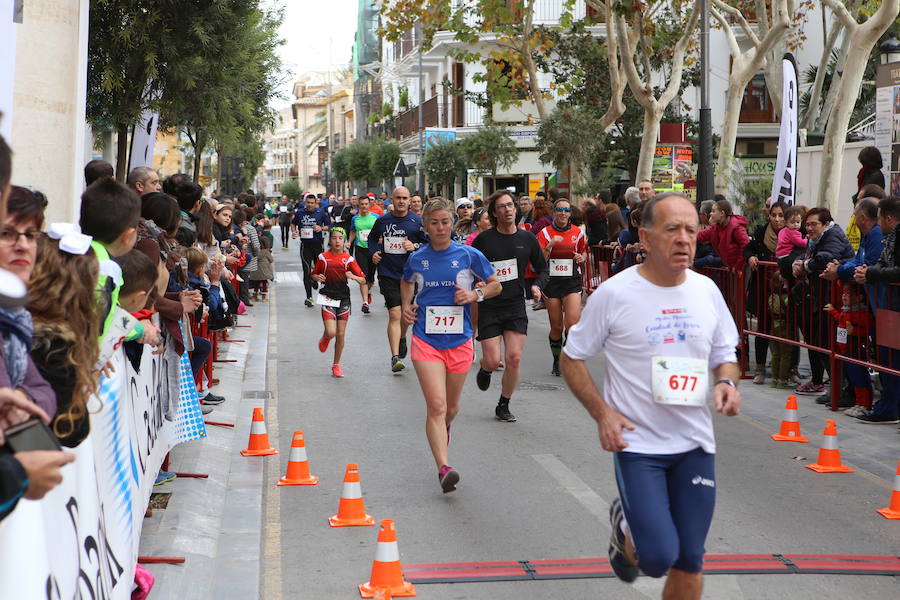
[538,198,587,376]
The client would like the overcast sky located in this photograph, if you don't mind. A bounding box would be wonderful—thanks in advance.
[269,0,359,108]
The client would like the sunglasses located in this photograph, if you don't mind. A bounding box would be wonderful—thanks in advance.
[555,207,571,213]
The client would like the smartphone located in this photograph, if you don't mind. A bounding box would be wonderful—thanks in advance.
[3,419,62,453]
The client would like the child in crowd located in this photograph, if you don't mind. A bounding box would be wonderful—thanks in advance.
[78,178,141,343]
[250,237,274,301]
[767,271,794,389]
[116,250,161,339]
[27,232,100,448]
[825,282,874,417]
[776,205,807,280]
[184,248,227,408]
[260,218,275,250]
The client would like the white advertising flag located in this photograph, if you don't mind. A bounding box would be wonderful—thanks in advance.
[771,53,798,206]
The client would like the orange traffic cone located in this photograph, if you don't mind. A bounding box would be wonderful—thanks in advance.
[372,588,392,600]
[876,460,900,519]
[805,420,854,473]
[771,395,808,442]
[240,408,278,457]
[358,519,416,598]
[329,463,375,527]
[277,430,318,486]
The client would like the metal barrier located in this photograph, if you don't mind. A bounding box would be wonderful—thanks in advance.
[585,248,900,411]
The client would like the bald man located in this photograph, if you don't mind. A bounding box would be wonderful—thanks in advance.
[368,186,428,372]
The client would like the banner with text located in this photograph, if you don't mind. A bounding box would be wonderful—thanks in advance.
[0,339,206,599]
[771,53,798,206]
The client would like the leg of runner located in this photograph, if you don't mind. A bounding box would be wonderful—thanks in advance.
[281,224,290,249]
[546,296,564,376]
[332,319,348,377]
[301,244,317,306]
[319,310,336,353]
[562,292,582,331]
[387,306,403,365]
[413,359,467,493]
[494,330,526,422]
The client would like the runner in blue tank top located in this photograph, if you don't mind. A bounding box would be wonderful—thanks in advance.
[401,197,502,494]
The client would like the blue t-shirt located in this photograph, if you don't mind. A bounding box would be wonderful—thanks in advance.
[402,242,494,349]
[369,211,427,279]
[291,208,331,244]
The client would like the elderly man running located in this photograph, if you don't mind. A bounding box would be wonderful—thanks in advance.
[561,192,742,599]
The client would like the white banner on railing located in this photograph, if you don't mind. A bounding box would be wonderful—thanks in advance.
[771,53,798,206]
[0,337,206,599]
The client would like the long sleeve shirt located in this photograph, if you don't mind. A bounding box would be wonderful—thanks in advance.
[837,225,883,281]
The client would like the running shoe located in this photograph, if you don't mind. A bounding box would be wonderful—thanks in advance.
[856,413,900,424]
[398,337,408,359]
[154,470,177,486]
[304,297,314,308]
[331,364,344,378]
[752,370,766,385]
[795,381,826,395]
[438,465,459,494]
[495,402,517,422]
[608,497,639,583]
[496,361,505,372]
[318,336,330,353]
[201,392,225,405]
[312,280,319,290]
[532,300,545,311]
[361,303,370,314]
[476,368,492,391]
[391,355,405,373]
[551,357,561,377]
[843,405,868,418]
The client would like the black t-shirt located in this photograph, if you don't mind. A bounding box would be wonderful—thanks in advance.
[472,227,548,309]
[328,204,353,231]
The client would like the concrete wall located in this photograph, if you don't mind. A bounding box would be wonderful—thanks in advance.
[796,140,867,228]
[10,0,89,223]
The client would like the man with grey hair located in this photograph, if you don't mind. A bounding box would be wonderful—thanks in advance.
[638,180,654,203]
[562,191,741,598]
[698,200,715,226]
[126,166,161,195]
[623,186,641,209]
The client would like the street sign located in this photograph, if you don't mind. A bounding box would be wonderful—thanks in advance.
[393,157,408,178]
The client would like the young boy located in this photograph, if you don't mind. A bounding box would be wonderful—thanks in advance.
[114,250,162,347]
[79,178,141,342]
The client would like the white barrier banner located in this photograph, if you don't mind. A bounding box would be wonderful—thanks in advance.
[0,337,206,598]
[771,53,798,206]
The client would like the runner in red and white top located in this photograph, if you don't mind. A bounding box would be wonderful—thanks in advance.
[311,227,367,377]
[538,198,587,376]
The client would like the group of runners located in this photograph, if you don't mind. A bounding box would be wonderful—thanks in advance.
[282,187,743,599]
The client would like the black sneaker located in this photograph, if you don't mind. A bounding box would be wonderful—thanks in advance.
[202,393,225,405]
[608,498,639,583]
[391,355,405,373]
[361,303,370,314]
[312,280,319,290]
[476,368,492,391]
[495,402,516,422]
[398,337,408,359]
[304,297,314,307]
[551,357,561,377]
[856,413,900,424]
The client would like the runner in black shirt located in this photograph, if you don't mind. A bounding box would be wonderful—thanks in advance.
[472,190,548,422]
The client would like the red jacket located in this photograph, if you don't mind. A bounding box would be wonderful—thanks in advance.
[697,215,750,271]
[826,304,871,353]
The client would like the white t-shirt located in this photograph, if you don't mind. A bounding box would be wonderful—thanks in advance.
[564,266,738,455]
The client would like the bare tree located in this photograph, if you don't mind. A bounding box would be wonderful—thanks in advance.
[710,0,790,192]
[818,0,899,212]
[615,0,701,183]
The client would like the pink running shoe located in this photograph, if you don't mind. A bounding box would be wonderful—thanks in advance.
[318,336,330,353]
[331,364,344,378]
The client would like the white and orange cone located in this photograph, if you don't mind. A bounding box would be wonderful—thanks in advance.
[277,430,318,486]
[876,460,900,519]
[329,463,375,527]
[805,420,854,473]
[771,395,808,442]
[240,407,278,457]
[358,519,416,598]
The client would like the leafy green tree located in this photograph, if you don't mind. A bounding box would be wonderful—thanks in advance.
[279,178,302,200]
[421,140,467,196]
[369,139,402,188]
[461,124,518,191]
[345,140,374,184]
[331,148,350,186]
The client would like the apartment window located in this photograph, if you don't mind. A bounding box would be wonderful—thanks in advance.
[739,73,776,123]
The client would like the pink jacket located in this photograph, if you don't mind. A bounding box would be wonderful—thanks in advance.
[696,215,750,271]
[775,227,807,259]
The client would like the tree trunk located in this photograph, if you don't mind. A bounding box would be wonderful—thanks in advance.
[216,144,223,194]
[716,80,748,194]
[818,0,900,213]
[635,107,661,184]
[115,122,129,182]
[813,31,852,132]
[800,19,842,131]
[192,131,205,183]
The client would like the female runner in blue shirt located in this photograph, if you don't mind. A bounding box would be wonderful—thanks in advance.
[401,197,502,493]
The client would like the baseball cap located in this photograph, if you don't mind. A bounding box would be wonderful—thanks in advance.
[456,198,473,209]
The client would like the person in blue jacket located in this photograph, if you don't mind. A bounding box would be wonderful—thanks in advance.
[291,193,331,306]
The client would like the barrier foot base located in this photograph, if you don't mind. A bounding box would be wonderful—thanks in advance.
[234,325,252,328]
[214,359,238,363]
[138,556,186,565]
[220,339,246,343]
[173,472,209,479]
[204,420,235,428]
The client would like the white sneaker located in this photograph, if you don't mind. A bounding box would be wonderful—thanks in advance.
[843,405,868,418]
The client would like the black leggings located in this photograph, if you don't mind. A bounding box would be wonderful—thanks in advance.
[280,224,290,248]
[301,241,323,299]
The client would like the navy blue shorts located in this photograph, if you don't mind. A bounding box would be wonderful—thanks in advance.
[614,447,716,577]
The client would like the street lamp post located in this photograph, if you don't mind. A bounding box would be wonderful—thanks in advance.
[698,0,714,205]
[417,25,425,196]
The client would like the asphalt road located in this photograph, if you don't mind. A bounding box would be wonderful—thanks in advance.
[262,236,898,600]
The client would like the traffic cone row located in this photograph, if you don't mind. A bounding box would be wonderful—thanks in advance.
[239,408,416,597]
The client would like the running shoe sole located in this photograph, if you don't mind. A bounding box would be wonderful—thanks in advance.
[495,406,517,422]
[856,415,900,424]
[440,469,459,493]
[608,498,639,583]
[476,368,491,391]
[392,359,405,373]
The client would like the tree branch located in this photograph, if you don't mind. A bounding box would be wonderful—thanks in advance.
[598,0,625,131]
[658,0,701,108]
[709,5,741,58]
[615,13,654,111]
[822,0,857,31]
[713,0,761,47]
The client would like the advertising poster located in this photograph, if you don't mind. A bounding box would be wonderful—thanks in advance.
[875,61,900,195]
[672,146,693,190]
[652,145,674,190]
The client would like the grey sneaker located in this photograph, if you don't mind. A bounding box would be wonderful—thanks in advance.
[843,405,868,418]
[608,498,639,583]
[752,370,766,385]
[391,356,405,373]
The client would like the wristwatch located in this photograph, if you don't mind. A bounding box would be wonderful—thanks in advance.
[715,378,736,388]
[475,288,485,303]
